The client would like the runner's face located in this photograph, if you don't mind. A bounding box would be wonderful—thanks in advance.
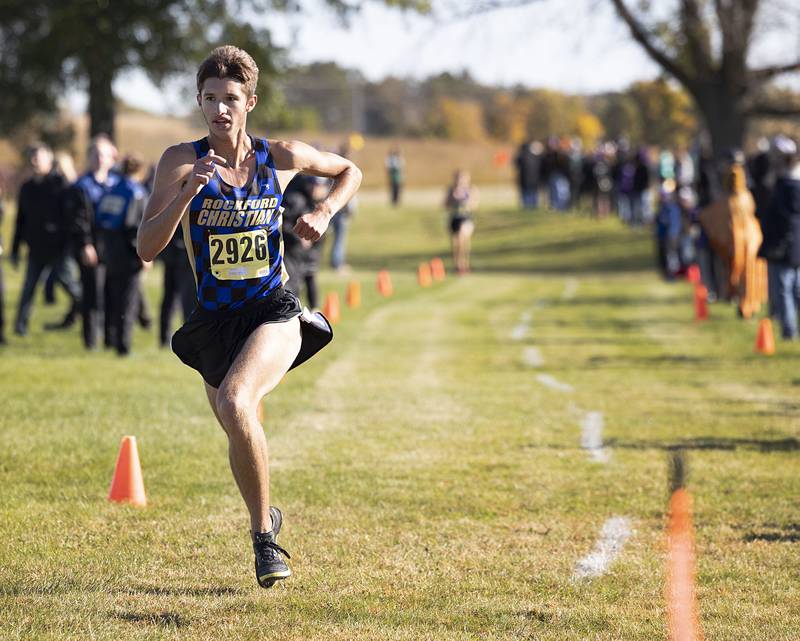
[198,78,257,135]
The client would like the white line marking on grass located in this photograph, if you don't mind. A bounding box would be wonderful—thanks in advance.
[511,309,538,341]
[522,346,544,367]
[572,516,632,581]
[562,278,579,300]
[511,323,528,341]
[580,411,611,463]
[535,374,574,393]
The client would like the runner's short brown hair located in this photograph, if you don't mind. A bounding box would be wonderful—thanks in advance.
[196,46,259,96]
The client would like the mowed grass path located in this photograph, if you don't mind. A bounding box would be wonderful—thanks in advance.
[1,191,799,640]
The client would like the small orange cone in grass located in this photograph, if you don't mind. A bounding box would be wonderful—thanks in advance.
[377,270,393,297]
[754,317,775,355]
[666,451,702,641]
[346,281,361,308]
[417,262,432,288]
[693,284,708,321]
[108,436,146,507]
[686,264,700,284]
[667,487,702,641]
[430,257,446,281]
[323,292,341,324]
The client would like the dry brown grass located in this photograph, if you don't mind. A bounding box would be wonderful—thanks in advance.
[0,110,513,189]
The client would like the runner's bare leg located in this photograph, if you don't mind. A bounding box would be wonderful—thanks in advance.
[205,316,302,533]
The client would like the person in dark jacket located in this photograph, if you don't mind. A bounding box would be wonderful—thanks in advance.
[282,174,325,309]
[96,155,148,355]
[514,140,542,210]
[11,143,81,336]
[0,186,6,344]
[758,136,800,339]
[158,228,196,347]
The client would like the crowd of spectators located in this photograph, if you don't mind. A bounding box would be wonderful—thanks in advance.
[515,134,800,337]
[0,136,356,352]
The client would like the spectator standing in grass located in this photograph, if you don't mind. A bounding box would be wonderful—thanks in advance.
[43,151,81,308]
[591,144,614,219]
[614,145,636,224]
[0,185,6,344]
[282,174,325,309]
[514,140,542,210]
[758,136,800,338]
[445,170,478,274]
[72,134,120,349]
[158,227,197,348]
[96,154,149,355]
[329,141,355,272]
[11,143,81,337]
[655,180,682,279]
[699,152,765,319]
[632,147,653,224]
[749,138,780,316]
[386,147,404,207]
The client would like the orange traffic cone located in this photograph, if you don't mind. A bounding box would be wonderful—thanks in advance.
[693,284,708,321]
[430,257,446,281]
[323,292,341,324]
[108,436,146,506]
[754,318,775,355]
[346,281,361,308]
[417,262,432,288]
[377,270,393,297]
[686,264,700,284]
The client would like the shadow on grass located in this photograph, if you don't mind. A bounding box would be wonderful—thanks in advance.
[112,611,188,627]
[743,523,800,543]
[349,223,654,276]
[125,585,242,597]
[607,436,800,452]
[540,294,689,308]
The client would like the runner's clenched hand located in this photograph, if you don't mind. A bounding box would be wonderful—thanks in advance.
[293,209,331,242]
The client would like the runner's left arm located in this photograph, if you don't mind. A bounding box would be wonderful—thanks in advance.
[270,140,362,242]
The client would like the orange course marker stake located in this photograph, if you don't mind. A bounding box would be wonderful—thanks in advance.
[323,292,341,324]
[346,281,361,308]
[667,487,702,641]
[108,436,147,507]
[754,317,775,355]
[430,257,446,281]
[377,270,393,297]
[418,262,432,288]
[693,284,708,321]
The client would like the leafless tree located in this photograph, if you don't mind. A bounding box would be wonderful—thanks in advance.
[432,0,800,157]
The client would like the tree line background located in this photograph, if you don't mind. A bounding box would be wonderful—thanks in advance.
[1,0,798,161]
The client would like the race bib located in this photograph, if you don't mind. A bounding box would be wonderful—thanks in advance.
[208,229,270,280]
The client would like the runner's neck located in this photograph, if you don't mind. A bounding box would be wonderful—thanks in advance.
[208,129,253,169]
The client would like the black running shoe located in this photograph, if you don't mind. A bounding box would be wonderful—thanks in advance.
[253,506,291,588]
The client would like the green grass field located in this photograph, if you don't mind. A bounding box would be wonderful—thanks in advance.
[1,189,799,640]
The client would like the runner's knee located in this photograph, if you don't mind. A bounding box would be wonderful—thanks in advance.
[215,386,257,432]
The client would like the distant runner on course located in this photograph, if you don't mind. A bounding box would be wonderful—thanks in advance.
[137,45,362,588]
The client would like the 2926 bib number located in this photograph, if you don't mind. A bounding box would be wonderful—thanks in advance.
[208,229,270,280]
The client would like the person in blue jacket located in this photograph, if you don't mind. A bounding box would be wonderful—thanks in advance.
[96,154,148,355]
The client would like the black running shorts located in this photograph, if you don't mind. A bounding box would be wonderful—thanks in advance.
[171,287,333,388]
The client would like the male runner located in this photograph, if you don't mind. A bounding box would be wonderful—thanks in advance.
[137,45,362,588]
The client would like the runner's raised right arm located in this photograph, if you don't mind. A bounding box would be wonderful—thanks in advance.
[137,144,227,261]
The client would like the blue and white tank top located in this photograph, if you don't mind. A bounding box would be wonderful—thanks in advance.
[181,137,288,311]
